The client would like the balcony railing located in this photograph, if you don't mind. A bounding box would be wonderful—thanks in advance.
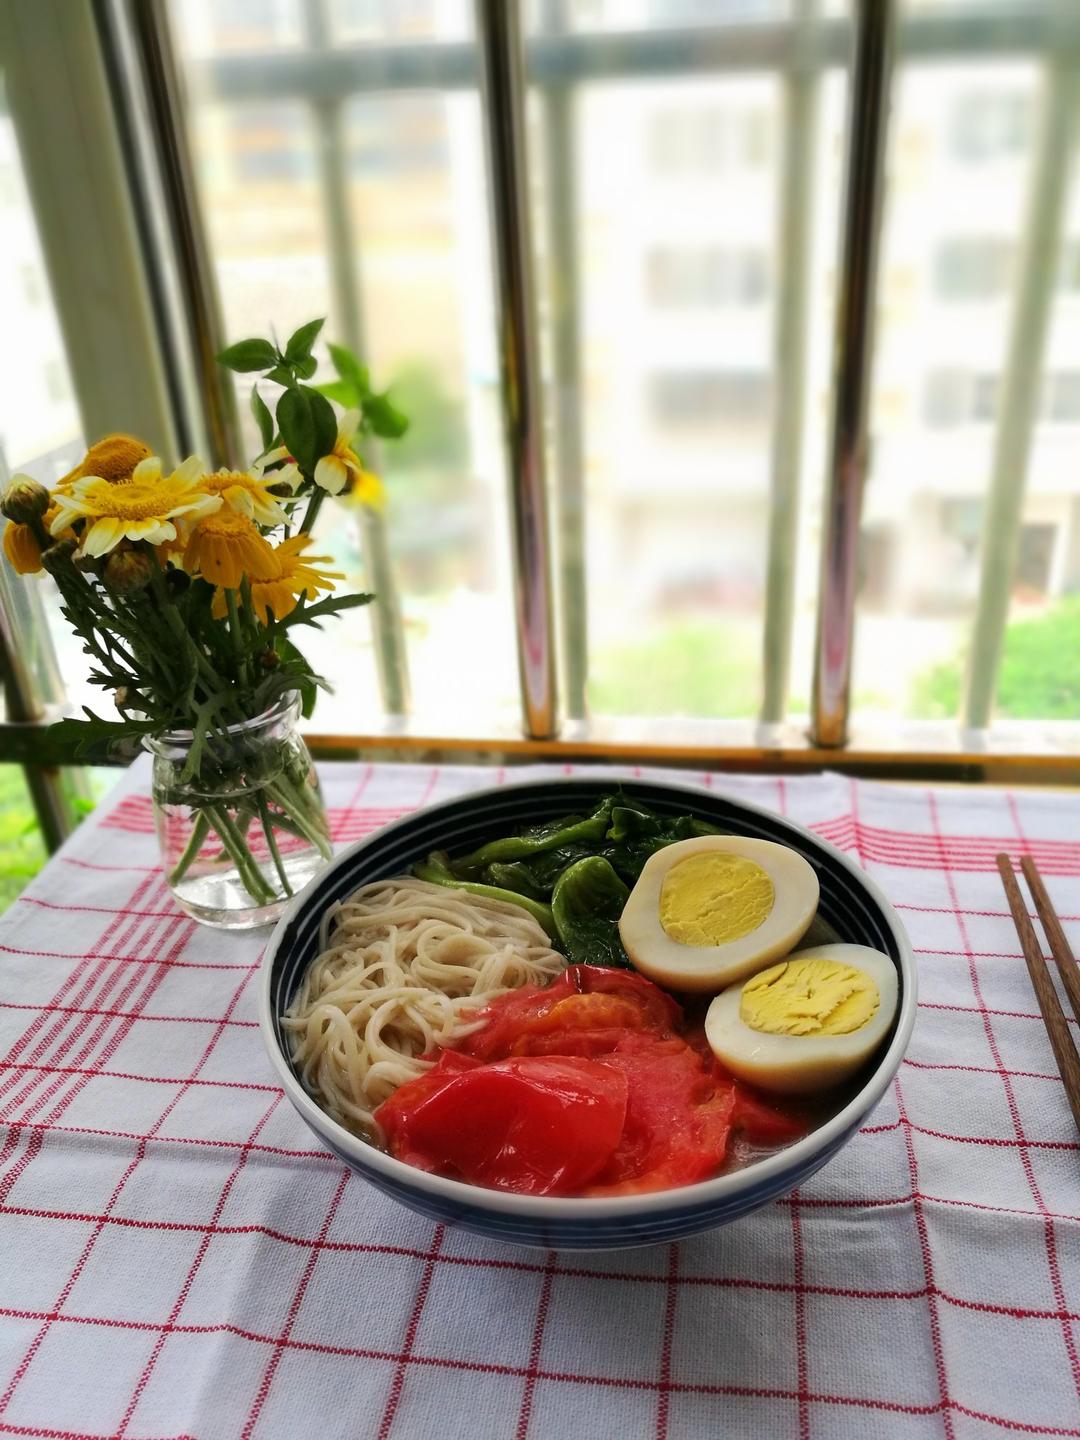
[1,0,1079,853]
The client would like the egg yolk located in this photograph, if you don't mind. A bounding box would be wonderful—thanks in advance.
[740,958,879,1036]
[658,853,775,947]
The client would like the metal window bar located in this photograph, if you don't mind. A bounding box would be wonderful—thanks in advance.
[810,0,895,748]
[962,59,1080,734]
[193,8,1080,103]
[540,0,588,723]
[759,0,821,732]
[475,0,558,739]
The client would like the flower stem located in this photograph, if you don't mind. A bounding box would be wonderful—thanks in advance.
[256,792,293,897]
[225,589,250,688]
[168,810,210,887]
[299,488,325,535]
[266,777,332,859]
[203,803,277,906]
[147,550,235,704]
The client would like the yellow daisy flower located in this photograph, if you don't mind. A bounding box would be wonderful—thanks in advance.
[184,508,278,590]
[211,535,342,622]
[201,469,288,528]
[3,522,44,575]
[56,433,152,490]
[253,450,303,493]
[344,465,385,510]
[313,409,383,508]
[50,455,218,557]
[4,504,79,575]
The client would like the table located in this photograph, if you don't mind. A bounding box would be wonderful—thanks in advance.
[0,759,1077,1440]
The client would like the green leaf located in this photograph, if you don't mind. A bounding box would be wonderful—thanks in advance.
[328,342,369,394]
[364,392,410,439]
[217,338,278,373]
[250,385,274,451]
[278,591,374,629]
[276,386,338,473]
[178,691,232,784]
[265,364,295,387]
[293,355,318,380]
[47,709,160,763]
[313,379,355,407]
[284,317,325,363]
[306,386,338,462]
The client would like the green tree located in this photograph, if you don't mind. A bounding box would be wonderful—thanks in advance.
[384,362,467,473]
[915,595,1080,720]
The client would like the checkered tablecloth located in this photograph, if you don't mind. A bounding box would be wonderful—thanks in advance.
[0,759,1077,1440]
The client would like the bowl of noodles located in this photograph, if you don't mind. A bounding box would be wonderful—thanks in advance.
[259,777,915,1250]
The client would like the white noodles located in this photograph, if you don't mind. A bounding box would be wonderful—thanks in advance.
[282,876,566,1137]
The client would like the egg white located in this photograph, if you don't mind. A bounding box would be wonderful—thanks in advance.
[704,943,899,1095]
[619,836,819,993]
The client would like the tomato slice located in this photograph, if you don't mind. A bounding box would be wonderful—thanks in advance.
[584,1037,737,1196]
[375,1052,629,1196]
[459,965,681,1062]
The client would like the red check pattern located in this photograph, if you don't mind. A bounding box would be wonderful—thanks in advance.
[0,760,1078,1439]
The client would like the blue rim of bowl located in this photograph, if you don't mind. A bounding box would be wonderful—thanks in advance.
[259,774,917,1217]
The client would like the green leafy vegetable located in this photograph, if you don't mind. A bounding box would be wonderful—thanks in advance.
[603,802,720,883]
[551,857,630,968]
[450,800,614,876]
[416,792,723,967]
[415,853,556,937]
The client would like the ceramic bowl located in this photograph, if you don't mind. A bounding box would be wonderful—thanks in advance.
[260,777,915,1251]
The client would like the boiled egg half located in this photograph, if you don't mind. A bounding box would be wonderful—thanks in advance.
[619,836,819,993]
[705,943,898,1094]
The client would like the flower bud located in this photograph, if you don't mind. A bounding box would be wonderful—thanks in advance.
[2,523,43,576]
[103,548,153,595]
[40,538,77,576]
[165,564,190,596]
[76,434,152,485]
[1,476,50,525]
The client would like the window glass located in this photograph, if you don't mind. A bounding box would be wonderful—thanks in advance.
[523,0,852,722]
[857,30,1080,730]
[172,1,520,731]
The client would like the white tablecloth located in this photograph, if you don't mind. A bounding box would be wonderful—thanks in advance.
[0,759,1077,1439]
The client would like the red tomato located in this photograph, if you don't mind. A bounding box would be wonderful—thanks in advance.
[583,1037,737,1196]
[458,964,681,1062]
[379,966,805,1197]
[375,1052,629,1196]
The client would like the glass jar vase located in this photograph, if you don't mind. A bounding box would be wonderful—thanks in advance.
[145,692,332,929]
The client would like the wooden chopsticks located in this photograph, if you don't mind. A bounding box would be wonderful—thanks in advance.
[996,854,1080,1136]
